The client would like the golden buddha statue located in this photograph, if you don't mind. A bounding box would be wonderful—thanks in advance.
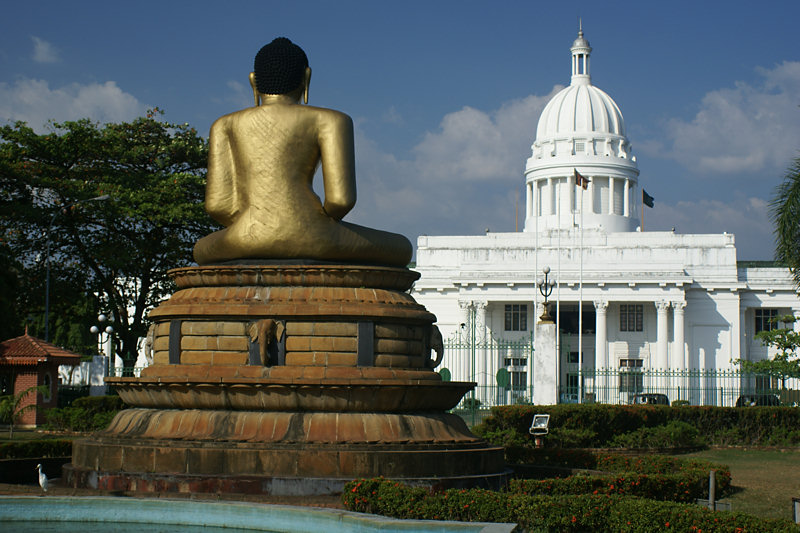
[193,38,412,267]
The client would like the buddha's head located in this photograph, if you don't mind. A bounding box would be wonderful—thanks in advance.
[250,37,311,104]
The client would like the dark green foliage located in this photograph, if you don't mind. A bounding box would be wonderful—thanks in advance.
[44,394,124,432]
[342,478,799,532]
[608,420,703,448]
[474,404,800,452]
[0,112,217,362]
[772,156,800,289]
[0,439,72,459]
[509,454,731,503]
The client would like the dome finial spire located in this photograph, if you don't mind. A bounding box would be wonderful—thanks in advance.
[570,23,592,85]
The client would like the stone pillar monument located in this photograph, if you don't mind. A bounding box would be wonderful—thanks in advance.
[533,319,558,405]
[65,38,504,495]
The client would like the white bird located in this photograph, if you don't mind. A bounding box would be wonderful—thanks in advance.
[36,464,48,493]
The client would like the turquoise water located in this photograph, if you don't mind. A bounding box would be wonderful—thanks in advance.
[0,496,515,533]
[1,522,270,533]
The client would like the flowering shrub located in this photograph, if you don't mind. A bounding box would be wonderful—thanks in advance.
[509,453,730,503]
[342,478,799,532]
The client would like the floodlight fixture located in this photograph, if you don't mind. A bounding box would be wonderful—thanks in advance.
[529,414,550,436]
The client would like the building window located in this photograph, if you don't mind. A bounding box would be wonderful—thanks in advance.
[503,357,528,401]
[567,352,579,364]
[619,358,643,393]
[755,309,779,334]
[620,304,643,332]
[505,304,528,331]
[42,373,52,402]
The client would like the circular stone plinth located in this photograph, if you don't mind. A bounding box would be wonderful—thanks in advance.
[106,376,472,412]
[170,264,420,291]
[67,437,506,492]
[100,409,480,444]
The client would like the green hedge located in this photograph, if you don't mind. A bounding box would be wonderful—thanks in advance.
[475,404,800,450]
[342,478,799,532]
[44,395,125,432]
[0,439,72,459]
[509,454,731,503]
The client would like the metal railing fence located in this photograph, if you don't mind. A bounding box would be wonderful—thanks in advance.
[449,368,799,409]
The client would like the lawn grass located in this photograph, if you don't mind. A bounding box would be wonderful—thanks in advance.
[0,428,56,442]
[677,448,800,522]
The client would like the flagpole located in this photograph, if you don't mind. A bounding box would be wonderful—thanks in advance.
[641,189,644,231]
[578,173,583,405]
[556,176,561,403]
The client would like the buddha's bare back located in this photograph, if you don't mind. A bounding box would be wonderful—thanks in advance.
[193,103,412,267]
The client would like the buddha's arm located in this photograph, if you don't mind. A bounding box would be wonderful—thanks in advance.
[318,112,356,221]
[205,118,239,226]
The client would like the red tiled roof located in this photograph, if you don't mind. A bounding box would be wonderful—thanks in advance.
[0,333,83,366]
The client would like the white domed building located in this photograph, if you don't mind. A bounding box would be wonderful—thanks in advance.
[412,29,800,407]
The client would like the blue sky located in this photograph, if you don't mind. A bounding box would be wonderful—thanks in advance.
[2,1,799,260]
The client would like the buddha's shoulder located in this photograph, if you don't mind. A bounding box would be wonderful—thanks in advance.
[214,105,351,126]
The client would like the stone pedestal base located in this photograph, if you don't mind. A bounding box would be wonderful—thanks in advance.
[69,264,506,494]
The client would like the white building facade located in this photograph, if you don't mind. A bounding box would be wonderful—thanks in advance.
[412,29,800,406]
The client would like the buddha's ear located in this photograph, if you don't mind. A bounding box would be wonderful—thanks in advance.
[249,72,260,107]
[303,67,311,104]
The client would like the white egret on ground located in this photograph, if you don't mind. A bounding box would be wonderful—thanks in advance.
[35,464,48,493]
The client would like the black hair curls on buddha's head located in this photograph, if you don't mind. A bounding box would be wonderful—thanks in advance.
[253,37,309,95]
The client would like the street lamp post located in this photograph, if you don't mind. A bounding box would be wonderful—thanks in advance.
[44,194,110,341]
[90,314,114,376]
[536,266,556,323]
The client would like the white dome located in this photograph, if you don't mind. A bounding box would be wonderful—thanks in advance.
[536,84,626,140]
[523,28,641,235]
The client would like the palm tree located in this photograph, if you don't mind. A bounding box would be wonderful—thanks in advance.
[0,385,48,438]
[771,156,800,288]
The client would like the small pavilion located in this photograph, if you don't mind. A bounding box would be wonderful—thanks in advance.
[0,330,82,426]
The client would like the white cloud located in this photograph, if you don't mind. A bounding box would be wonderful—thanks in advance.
[661,61,800,175]
[226,80,252,107]
[346,90,561,244]
[413,90,560,183]
[0,78,145,132]
[645,194,775,260]
[31,36,59,64]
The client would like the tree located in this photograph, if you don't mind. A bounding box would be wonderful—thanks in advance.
[737,315,800,390]
[771,155,800,288]
[0,110,218,367]
[0,385,48,438]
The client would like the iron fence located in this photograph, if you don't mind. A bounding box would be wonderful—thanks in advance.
[446,368,799,409]
[559,368,799,407]
[108,367,146,378]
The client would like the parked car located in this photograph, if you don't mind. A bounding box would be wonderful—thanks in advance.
[630,393,669,405]
[735,394,780,407]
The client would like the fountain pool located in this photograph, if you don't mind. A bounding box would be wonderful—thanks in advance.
[0,496,515,533]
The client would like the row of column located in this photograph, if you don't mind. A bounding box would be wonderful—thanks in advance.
[457,298,687,374]
[526,175,634,218]
[594,299,685,370]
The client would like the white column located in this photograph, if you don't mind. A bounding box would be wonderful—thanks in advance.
[792,308,800,333]
[672,301,686,370]
[458,300,472,383]
[475,301,488,404]
[655,300,670,369]
[608,177,615,215]
[527,181,534,218]
[587,176,595,214]
[623,179,630,217]
[594,300,609,403]
[594,300,608,368]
